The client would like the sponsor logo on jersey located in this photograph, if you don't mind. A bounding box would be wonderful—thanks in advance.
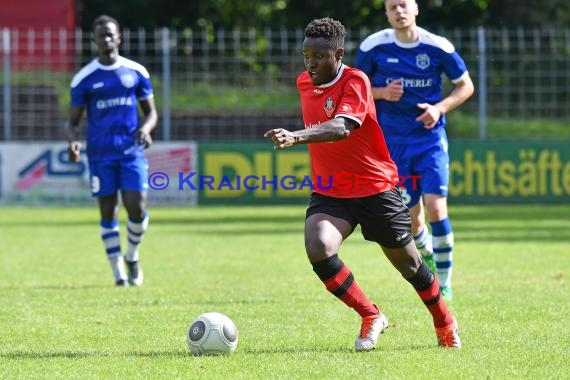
[93,82,104,89]
[324,96,335,117]
[96,97,134,109]
[313,88,323,94]
[387,57,399,63]
[305,122,321,129]
[416,54,430,69]
[387,77,433,88]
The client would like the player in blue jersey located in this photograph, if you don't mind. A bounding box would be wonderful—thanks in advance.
[355,0,474,300]
[66,15,158,287]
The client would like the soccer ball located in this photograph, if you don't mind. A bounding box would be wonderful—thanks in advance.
[187,312,238,356]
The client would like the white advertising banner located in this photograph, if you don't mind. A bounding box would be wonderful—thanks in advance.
[0,142,198,206]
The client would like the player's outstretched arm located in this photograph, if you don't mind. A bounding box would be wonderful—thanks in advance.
[264,117,356,150]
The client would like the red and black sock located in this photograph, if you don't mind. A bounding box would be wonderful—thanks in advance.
[312,254,378,318]
[406,261,452,328]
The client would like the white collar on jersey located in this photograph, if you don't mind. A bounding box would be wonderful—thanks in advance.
[94,56,125,70]
[315,64,346,88]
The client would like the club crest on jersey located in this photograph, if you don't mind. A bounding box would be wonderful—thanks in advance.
[416,54,430,69]
[120,74,135,88]
[324,97,335,117]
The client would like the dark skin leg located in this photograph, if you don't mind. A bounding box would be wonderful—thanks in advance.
[381,243,422,279]
[304,213,351,263]
[304,213,421,278]
[97,191,147,222]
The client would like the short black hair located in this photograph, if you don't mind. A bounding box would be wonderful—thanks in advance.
[93,15,120,32]
[304,18,346,50]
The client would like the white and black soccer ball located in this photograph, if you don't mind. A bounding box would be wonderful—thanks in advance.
[187,312,238,356]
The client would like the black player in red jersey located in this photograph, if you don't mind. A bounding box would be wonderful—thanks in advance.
[264,17,461,350]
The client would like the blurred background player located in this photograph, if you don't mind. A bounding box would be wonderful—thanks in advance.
[355,0,474,300]
[265,17,461,350]
[66,15,158,286]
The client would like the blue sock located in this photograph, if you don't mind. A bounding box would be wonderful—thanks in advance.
[430,218,454,288]
[100,219,126,282]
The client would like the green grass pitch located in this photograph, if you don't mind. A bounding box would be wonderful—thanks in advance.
[0,204,568,379]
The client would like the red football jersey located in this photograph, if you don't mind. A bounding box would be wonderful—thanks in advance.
[297,65,399,198]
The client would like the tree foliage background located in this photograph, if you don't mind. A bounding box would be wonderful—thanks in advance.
[78,0,570,30]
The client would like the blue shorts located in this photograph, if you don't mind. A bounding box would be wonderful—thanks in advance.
[388,137,449,208]
[88,156,149,197]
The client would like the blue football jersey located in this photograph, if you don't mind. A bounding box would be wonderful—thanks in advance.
[355,27,469,144]
[70,56,154,161]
